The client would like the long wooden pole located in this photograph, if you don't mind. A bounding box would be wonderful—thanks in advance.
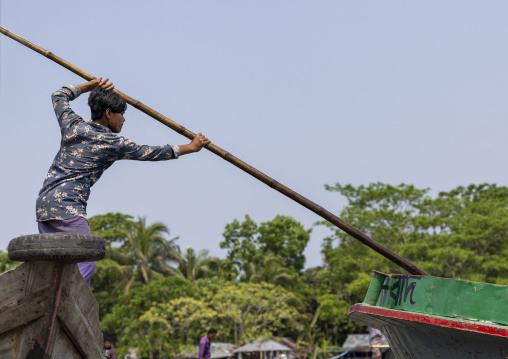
[0,26,428,276]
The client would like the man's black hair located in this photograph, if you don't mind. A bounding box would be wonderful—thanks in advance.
[208,328,217,334]
[88,87,127,120]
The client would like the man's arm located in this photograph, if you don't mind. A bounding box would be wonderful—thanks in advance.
[79,78,209,155]
[77,77,114,94]
[198,341,205,359]
[115,139,180,161]
[114,133,210,162]
[179,133,211,155]
[52,78,114,130]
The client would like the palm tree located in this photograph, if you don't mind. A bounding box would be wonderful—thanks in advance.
[120,216,178,287]
[93,245,137,295]
[171,246,216,281]
[242,252,302,289]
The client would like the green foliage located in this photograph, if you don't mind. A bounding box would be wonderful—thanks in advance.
[91,258,132,317]
[321,182,508,283]
[419,184,508,283]
[90,215,180,296]
[211,281,303,343]
[220,215,258,272]
[171,246,218,281]
[257,215,312,272]
[220,215,312,282]
[0,251,18,272]
[102,276,198,357]
[103,278,302,357]
[89,182,508,357]
[243,252,303,289]
[121,216,179,284]
[89,212,136,243]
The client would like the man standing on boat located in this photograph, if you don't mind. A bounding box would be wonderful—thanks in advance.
[36,78,210,287]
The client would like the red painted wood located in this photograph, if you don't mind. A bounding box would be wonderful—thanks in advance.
[43,263,67,355]
[349,304,508,338]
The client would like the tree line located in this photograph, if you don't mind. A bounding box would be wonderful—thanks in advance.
[2,182,508,358]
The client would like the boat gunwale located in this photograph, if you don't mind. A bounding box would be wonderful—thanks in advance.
[349,304,508,338]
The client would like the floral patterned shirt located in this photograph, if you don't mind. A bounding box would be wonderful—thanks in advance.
[36,85,180,222]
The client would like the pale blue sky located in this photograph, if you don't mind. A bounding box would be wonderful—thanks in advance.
[1,1,508,269]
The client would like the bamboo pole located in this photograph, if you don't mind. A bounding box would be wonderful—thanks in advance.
[0,26,429,276]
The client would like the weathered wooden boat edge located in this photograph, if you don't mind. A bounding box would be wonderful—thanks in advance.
[0,261,105,358]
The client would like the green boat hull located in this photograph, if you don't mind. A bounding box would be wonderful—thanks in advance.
[348,272,508,358]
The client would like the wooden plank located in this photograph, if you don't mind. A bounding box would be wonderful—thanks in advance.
[0,261,104,358]
[43,263,67,357]
[10,328,21,359]
[25,261,56,295]
[0,264,29,308]
[10,262,66,358]
[0,329,16,358]
[0,285,53,359]
[63,263,103,342]
[57,291,103,358]
[13,320,46,359]
[0,287,49,334]
[50,320,84,359]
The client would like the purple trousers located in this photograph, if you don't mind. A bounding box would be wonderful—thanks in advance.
[38,216,96,287]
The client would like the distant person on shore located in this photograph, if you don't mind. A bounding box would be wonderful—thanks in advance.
[369,327,383,359]
[102,337,118,359]
[199,328,217,359]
